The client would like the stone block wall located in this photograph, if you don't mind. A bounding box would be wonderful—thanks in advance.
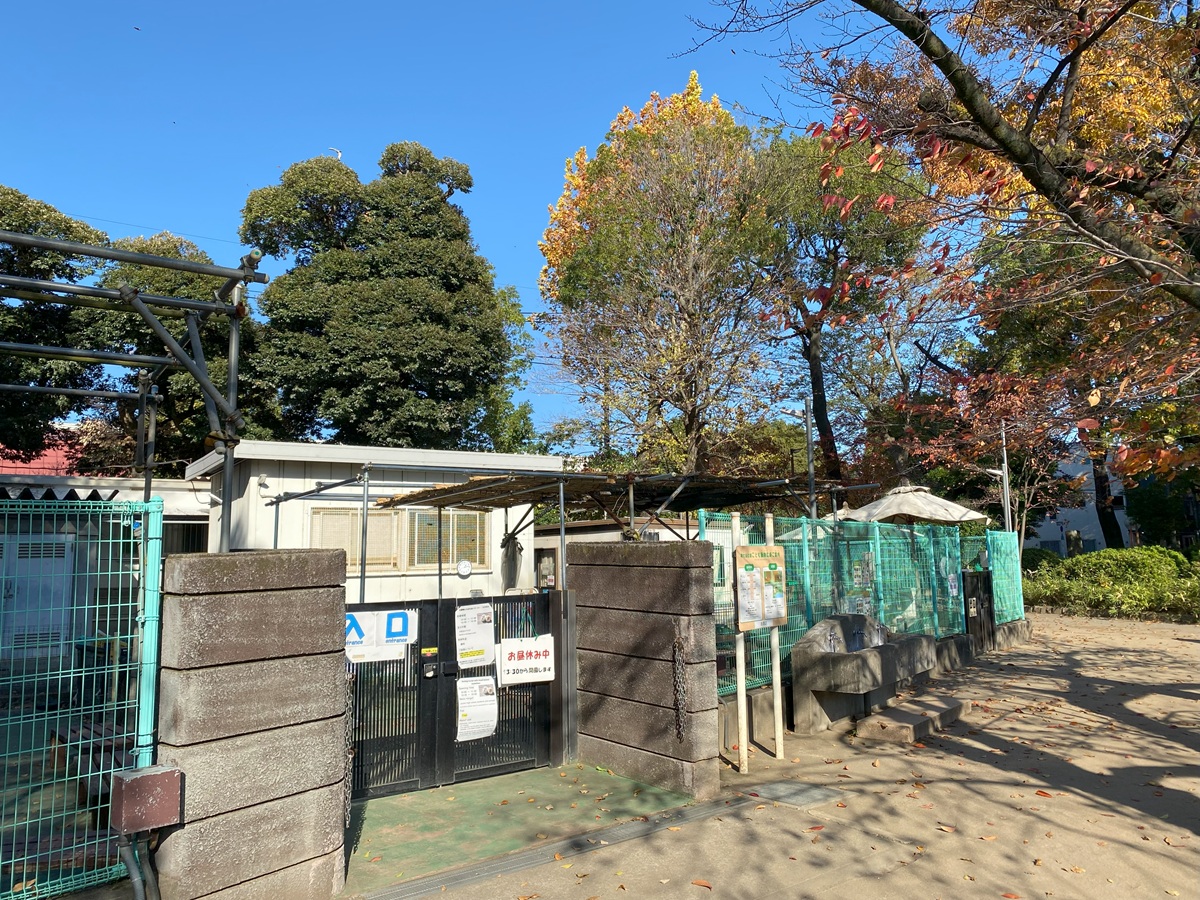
[568,542,719,800]
[154,550,347,900]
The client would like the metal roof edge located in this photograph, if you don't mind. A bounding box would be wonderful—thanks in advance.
[212,440,565,473]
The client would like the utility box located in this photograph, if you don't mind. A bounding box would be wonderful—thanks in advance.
[110,766,183,834]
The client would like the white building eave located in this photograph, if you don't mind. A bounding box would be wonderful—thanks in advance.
[185,440,563,481]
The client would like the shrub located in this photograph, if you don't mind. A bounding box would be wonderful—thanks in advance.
[1057,547,1184,583]
[1022,547,1062,573]
[1023,546,1199,619]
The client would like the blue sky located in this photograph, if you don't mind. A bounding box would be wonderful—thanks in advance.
[4,1,817,431]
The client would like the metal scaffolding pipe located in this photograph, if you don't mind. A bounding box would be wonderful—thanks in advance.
[0,229,269,284]
[0,286,189,318]
[126,290,243,427]
[0,273,238,314]
[0,383,139,400]
[0,340,180,368]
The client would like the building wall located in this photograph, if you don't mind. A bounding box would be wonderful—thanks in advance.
[1022,455,1134,555]
[205,447,560,601]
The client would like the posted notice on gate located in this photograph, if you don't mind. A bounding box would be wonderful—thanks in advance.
[455,603,496,668]
[456,676,499,742]
[497,634,555,686]
[345,609,417,663]
[734,545,788,631]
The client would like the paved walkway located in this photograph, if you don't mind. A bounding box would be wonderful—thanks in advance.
[372,613,1198,899]
[71,612,1198,900]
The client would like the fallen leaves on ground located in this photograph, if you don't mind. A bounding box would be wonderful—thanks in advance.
[692,879,713,890]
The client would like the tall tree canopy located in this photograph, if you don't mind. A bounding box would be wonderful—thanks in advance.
[0,187,106,460]
[755,135,939,483]
[242,143,533,451]
[540,73,777,474]
[708,0,1200,475]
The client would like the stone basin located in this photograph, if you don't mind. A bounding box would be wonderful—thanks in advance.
[791,614,935,734]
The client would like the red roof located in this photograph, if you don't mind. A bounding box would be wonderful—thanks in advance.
[0,446,74,476]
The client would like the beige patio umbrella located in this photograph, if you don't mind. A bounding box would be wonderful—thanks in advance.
[839,484,990,525]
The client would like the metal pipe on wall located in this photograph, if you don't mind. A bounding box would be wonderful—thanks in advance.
[359,465,371,604]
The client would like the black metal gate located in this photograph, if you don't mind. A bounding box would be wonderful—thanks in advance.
[348,592,564,800]
[962,571,997,653]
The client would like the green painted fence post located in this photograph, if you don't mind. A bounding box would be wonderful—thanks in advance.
[871,521,885,625]
[136,497,164,768]
[924,525,941,638]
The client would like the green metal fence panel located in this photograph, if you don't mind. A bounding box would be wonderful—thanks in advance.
[1,499,164,899]
[987,530,1025,624]
[706,513,972,697]
[931,526,966,638]
[961,535,988,571]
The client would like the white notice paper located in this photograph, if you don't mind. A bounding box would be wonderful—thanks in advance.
[455,603,496,668]
[497,634,555,686]
[456,676,499,741]
[736,566,764,625]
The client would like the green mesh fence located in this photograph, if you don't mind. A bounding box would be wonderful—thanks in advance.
[961,535,989,571]
[987,530,1026,624]
[704,513,970,697]
[1,499,163,899]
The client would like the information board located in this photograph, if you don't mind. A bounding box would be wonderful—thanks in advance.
[734,545,788,631]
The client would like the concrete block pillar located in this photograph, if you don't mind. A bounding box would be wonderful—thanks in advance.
[568,541,719,800]
[154,550,348,900]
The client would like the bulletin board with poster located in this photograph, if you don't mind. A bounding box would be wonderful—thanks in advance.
[733,545,788,631]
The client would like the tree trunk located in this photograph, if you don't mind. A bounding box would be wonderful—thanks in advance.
[1090,453,1126,549]
[802,328,843,485]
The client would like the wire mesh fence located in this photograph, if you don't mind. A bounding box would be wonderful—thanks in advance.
[1,499,162,899]
[961,534,989,571]
[702,512,1011,697]
[987,530,1025,624]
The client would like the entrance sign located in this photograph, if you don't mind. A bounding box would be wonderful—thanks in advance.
[734,545,788,631]
[345,609,418,663]
[456,676,499,741]
[455,603,496,668]
[497,634,555,686]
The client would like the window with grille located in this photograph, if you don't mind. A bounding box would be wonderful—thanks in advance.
[407,508,488,570]
[311,508,400,570]
[310,506,488,572]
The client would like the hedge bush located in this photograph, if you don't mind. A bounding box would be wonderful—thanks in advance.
[1023,546,1199,618]
[1021,547,1062,573]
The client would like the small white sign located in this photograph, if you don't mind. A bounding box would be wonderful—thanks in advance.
[497,634,555,686]
[456,676,499,741]
[345,609,418,663]
[455,603,496,669]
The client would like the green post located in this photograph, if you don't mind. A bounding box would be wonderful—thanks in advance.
[924,525,941,638]
[697,508,707,541]
[871,521,885,625]
[801,517,814,627]
[135,497,164,768]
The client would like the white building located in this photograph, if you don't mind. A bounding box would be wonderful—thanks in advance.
[185,440,563,602]
[1022,454,1134,555]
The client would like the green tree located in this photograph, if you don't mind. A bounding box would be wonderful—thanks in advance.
[708,0,1200,475]
[540,74,777,474]
[756,136,934,484]
[1124,474,1199,549]
[0,187,107,460]
[242,144,533,450]
[68,232,284,475]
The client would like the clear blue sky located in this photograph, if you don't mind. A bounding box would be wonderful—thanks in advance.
[4,1,815,431]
